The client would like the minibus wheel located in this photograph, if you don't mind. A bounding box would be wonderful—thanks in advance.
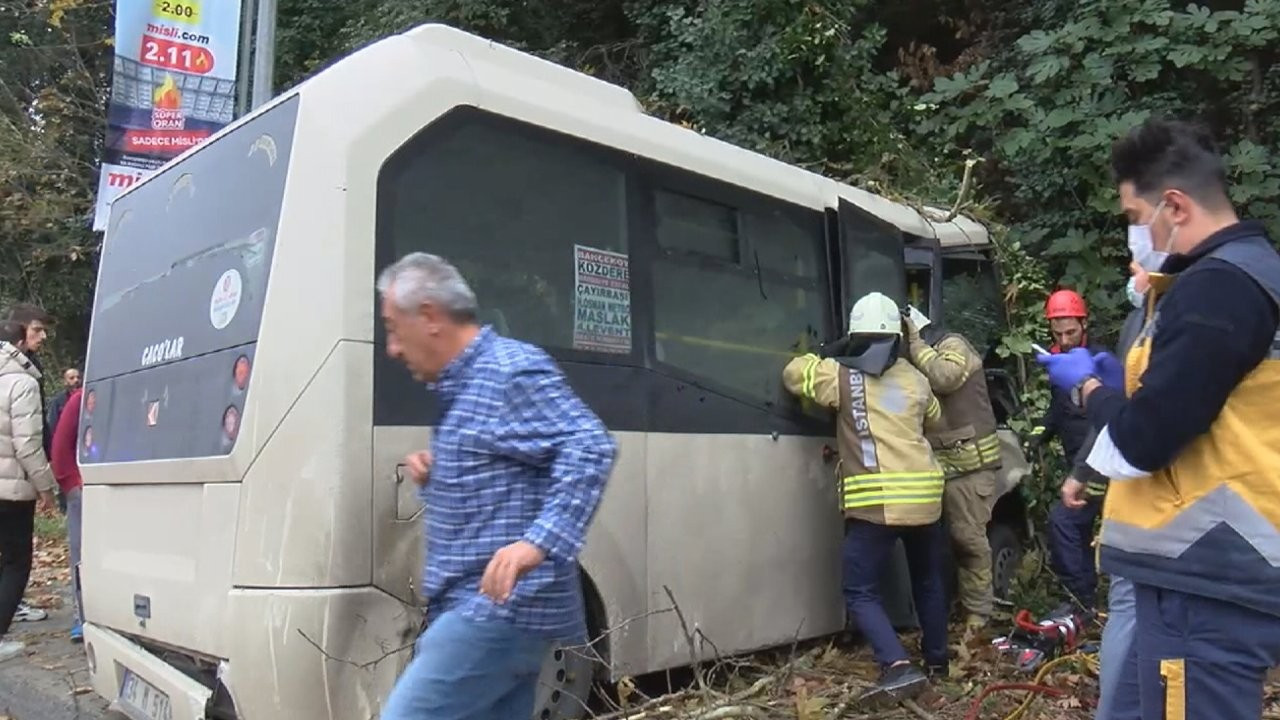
[988,522,1023,600]
[531,574,606,719]
[531,642,597,719]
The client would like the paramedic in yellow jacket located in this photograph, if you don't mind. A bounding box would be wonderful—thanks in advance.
[782,291,949,706]
[902,305,1001,629]
[1039,118,1280,720]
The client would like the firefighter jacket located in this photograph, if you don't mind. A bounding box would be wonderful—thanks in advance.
[782,354,945,525]
[907,332,1002,478]
[1096,227,1280,617]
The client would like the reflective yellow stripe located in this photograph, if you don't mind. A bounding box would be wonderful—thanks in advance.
[914,346,940,364]
[936,449,997,463]
[801,355,820,401]
[937,444,1001,459]
[844,494,942,508]
[1160,659,1185,720]
[842,472,945,509]
[940,351,968,365]
[936,433,1001,473]
[935,434,1000,457]
[847,471,945,482]
[926,397,941,420]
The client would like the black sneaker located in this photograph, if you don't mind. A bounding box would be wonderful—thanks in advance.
[859,662,928,706]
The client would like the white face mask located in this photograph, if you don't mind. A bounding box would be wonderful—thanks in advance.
[1127,200,1176,272]
[1125,276,1145,309]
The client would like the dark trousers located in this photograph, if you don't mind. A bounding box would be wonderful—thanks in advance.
[0,500,35,636]
[1048,495,1102,608]
[1110,584,1280,720]
[842,518,949,668]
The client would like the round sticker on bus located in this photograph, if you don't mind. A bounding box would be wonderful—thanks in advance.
[209,269,243,330]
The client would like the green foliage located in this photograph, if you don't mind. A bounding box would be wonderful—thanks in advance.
[0,0,111,374]
[34,509,67,542]
[631,0,958,200]
[274,0,639,89]
[6,0,1280,471]
[917,0,1280,366]
[638,1,891,160]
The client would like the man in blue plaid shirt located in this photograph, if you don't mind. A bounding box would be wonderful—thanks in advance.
[377,252,617,720]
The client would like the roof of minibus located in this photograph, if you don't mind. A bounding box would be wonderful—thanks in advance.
[108,24,990,250]
[391,25,991,250]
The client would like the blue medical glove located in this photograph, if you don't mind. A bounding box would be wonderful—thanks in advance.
[1036,347,1097,391]
[1093,351,1125,390]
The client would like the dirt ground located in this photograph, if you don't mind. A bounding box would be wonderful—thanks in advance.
[0,519,109,720]
[0,513,1102,720]
[4,512,1279,720]
[593,627,1100,720]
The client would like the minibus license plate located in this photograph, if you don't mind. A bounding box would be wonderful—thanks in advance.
[120,669,172,720]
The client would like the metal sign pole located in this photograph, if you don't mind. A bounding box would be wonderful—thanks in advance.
[235,0,257,117]
[250,0,277,110]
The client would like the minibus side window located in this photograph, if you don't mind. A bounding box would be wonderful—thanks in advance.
[378,111,632,357]
[838,200,906,329]
[940,254,1005,357]
[651,189,828,411]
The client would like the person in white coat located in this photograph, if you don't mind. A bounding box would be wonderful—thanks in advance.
[0,321,57,662]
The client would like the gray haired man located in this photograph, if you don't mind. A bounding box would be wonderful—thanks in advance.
[377,252,617,720]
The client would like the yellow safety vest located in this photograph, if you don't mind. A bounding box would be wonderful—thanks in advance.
[783,354,945,526]
[1099,235,1280,616]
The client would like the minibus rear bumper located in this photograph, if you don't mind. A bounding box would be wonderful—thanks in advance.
[84,622,212,720]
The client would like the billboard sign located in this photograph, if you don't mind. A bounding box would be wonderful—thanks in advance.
[93,0,244,231]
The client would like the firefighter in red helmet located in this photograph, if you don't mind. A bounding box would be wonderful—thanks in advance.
[1031,288,1105,620]
[1044,289,1089,352]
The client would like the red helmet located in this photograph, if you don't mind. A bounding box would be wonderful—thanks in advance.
[1045,289,1088,319]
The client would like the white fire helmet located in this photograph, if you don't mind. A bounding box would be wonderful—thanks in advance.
[848,292,902,336]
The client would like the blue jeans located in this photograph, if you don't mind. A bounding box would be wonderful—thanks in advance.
[1047,495,1101,608]
[381,610,553,720]
[1096,576,1137,720]
[66,487,83,626]
[1110,584,1280,720]
[842,519,949,668]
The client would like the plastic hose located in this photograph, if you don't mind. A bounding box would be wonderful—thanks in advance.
[964,653,1092,720]
[963,683,1063,720]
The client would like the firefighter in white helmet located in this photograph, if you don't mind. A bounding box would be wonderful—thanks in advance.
[902,305,1003,630]
[782,291,950,704]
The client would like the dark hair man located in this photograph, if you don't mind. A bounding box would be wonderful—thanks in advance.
[46,368,82,440]
[1032,288,1107,617]
[1039,118,1280,719]
[3,304,52,458]
[0,320,57,661]
[0,306,54,624]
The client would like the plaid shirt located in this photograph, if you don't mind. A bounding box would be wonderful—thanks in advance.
[422,327,616,639]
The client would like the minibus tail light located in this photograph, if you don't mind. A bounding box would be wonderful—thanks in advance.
[223,405,240,441]
[233,355,251,391]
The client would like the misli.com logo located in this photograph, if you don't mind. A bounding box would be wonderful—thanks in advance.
[106,169,146,189]
[145,23,210,45]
